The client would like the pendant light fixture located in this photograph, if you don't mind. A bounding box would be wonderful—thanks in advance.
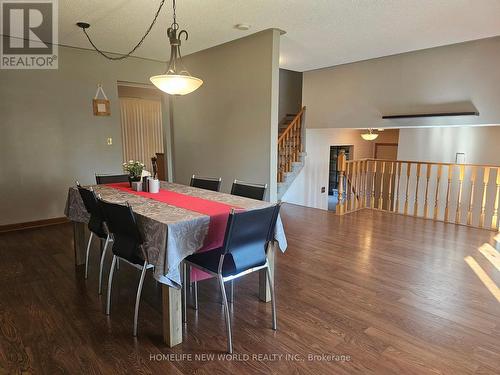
[361,128,379,141]
[77,0,202,96]
[150,0,203,95]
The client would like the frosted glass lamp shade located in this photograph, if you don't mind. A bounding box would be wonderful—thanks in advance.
[150,74,203,95]
[361,133,379,141]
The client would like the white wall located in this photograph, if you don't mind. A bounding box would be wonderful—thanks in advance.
[398,126,500,165]
[282,128,376,209]
[303,36,500,129]
[171,30,280,201]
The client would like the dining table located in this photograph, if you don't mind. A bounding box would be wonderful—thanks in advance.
[65,181,287,347]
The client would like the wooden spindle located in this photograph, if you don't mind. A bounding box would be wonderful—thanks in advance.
[378,161,385,210]
[444,165,453,222]
[491,168,500,230]
[363,160,369,208]
[337,151,346,215]
[371,160,377,209]
[404,163,411,215]
[352,162,358,211]
[414,163,421,216]
[357,161,363,209]
[395,162,402,213]
[346,162,351,212]
[479,167,490,228]
[423,164,432,218]
[433,165,443,220]
[286,133,291,172]
[358,160,364,208]
[297,114,302,153]
[293,121,299,162]
[278,141,282,182]
[455,165,465,224]
[467,167,477,225]
[387,162,394,211]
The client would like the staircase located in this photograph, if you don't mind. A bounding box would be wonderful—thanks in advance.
[277,107,306,200]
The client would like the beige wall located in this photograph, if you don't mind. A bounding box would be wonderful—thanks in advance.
[303,36,500,129]
[171,29,281,201]
[0,45,165,225]
[279,69,302,121]
[282,128,379,210]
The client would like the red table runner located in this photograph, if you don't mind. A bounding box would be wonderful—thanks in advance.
[106,182,240,281]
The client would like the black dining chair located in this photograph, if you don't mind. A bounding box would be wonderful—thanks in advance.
[187,174,222,307]
[231,180,267,200]
[190,175,222,192]
[95,173,130,184]
[98,198,154,337]
[76,183,113,295]
[187,180,267,309]
[183,203,281,353]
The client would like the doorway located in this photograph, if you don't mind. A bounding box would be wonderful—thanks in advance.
[328,145,352,211]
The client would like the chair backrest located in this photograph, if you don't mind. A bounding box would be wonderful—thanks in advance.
[221,204,281,274]
[77,186,108,238]
[95,173,129,185]
[190,175,222,192]
[77,186,100,216]
[98,198,145,265]
[231,180,267,201]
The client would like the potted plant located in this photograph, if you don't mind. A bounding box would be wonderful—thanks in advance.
[123,160,144,187]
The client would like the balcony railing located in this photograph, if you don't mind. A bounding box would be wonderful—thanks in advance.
[337,152,500,231]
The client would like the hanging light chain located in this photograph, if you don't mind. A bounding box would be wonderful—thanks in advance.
[79,0,166,61]
[172,0,177,28]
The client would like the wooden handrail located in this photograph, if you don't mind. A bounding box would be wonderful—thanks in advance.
[346,158,500,169]
[338,157,500,231]
[278,106,306,144]
[277,106,306,183]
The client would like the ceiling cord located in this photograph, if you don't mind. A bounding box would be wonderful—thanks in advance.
[80,0,167,61]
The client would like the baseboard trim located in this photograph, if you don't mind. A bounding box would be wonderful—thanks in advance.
[0,217,69,233]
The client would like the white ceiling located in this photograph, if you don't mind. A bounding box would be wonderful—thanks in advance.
[59,0,500,72]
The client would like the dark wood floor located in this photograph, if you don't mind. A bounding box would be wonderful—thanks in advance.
[1,204,499,374]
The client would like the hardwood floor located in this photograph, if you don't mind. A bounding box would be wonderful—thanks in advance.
[0,204,499,374]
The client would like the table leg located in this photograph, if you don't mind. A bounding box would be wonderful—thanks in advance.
[162,284,182,347]
[73,222,87,266]
[259,242,275,302]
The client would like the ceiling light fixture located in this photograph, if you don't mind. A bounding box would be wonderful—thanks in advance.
[77,0,202,96]
[234,23,251,31]
[150,0,203,95]
[361,128,379,141]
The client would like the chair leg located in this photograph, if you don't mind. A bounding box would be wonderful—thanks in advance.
[218,275,233,354]
[265,266,277,330]
[133,261,148,337]
[182,262,188,323]
[106,255,117,315]
[228,280,234,304]
[84,232,94,279]
[193,280,198,310]
[116,258,120,270]
[98,235,111,295]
